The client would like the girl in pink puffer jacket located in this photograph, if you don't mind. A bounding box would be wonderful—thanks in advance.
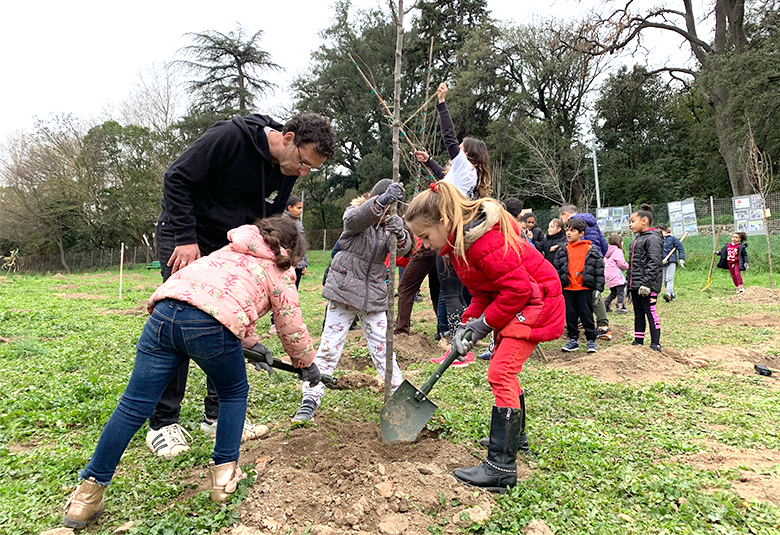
[603,234,629,314]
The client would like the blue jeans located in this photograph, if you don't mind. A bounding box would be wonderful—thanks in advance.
[81,299,249,484]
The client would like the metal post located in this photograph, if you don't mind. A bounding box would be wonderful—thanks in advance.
[710,195,716,249]
[591,139,601,209]
[323,229,327,262]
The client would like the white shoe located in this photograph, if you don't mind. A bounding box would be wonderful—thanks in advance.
[200,417,270,442]
[146,424,192,459]
[269,324,277,335]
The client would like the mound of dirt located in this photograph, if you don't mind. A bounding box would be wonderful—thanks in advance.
[547,345,689,383]
[332,332,441,373]
[226,419,530,535]
[680,345,780,387]
[673,439,780,505]
[706,313,780,329]
[392,333,441,364]
[727,286,780,305]
[51,273,68,280]
[328,371,383,392]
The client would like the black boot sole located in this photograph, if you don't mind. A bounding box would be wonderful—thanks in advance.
[451,470,512,494]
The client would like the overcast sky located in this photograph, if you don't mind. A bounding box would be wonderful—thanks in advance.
[0,0,698,141]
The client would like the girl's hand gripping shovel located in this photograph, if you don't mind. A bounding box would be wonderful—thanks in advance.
[379,333,471,443]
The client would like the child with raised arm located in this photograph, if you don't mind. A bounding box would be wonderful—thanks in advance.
[405,181,564,494]
[63,216,318,529]
[292,179,411,423]
[414,82,492,365]
[716,232,749,293]
[627,204,664,351]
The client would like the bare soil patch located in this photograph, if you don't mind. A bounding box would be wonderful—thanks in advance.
[545,344,690,383]
[51,273,68,280]
[674,439,780,505]
[726,286,780,305]
[98,302,149,316]
[229,419,532,535]
[680,345,780,388]
[707,313,780,329]
[331,331,441,374]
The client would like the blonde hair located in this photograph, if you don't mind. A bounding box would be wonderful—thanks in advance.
[405,181,522,259]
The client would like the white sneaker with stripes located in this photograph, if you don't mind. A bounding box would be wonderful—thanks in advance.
[145,423,192,459]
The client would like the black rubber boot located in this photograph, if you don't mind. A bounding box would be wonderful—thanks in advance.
[479,393,529,456]
[454,406,522,493]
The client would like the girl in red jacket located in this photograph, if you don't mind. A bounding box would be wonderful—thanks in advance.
[405,181,564,493]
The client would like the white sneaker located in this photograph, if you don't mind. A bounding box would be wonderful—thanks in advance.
[200,417,270,442]
[269,324,277,335]
[146,424,192,459]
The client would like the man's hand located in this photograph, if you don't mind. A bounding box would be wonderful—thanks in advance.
[168,243,201,274]
[638,286,651,297]
[437,82,448,103]
[452,316,492,356]
[301,362,321,387]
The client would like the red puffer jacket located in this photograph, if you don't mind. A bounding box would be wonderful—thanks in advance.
[442,201,564,343]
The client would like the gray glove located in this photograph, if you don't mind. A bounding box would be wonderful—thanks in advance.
[744,263,748,271]
[301,362,321,387]
[453,316,492,356]
[679,259,685,269]
[377,182,405,206]
[384,214,405,237]
[246,343,274,375]
[638,286,651,297]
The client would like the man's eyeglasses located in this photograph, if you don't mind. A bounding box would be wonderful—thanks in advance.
[297,146,320,172]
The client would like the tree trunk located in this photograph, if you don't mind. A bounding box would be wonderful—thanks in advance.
[56,236,71,274]
[710,83,751,195]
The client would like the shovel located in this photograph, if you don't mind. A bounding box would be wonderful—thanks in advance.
[701,229,722,292]
[379,334,470,443]
[244,345,337,387]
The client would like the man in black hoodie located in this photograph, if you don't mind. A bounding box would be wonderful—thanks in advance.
[147,113,335,459]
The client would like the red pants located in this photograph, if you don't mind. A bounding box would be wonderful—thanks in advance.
[728,262,743,287]
[487,337,537,408]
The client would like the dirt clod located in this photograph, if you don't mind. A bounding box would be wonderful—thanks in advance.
[525,519,555,535]
[726,286,780,305]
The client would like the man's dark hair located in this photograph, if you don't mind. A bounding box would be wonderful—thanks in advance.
[559,203,578,216]
[287,195,302,207]
[283,113,336,159]
[503,197,524,218]
[566,218,587,234]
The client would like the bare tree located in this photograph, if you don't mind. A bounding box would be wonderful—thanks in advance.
[743,124,775,288]
[577,0,757,196]
[118,61,184,131]
[0,115,88,272]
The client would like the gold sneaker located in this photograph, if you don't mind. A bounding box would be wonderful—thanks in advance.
[209,461,246,502]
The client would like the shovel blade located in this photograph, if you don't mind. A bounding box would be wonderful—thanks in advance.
[380,380,438,443]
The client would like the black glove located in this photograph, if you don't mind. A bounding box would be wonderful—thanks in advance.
[377,183,405,207]
[246,343,274,376]
[453,316,492,356]
[301,362,321,387]
[384,214,405,237]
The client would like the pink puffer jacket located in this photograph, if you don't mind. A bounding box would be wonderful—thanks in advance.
[148,225,315,367]
[604,244,629,289]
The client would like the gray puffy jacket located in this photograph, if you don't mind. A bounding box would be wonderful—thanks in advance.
[322,197,412,313]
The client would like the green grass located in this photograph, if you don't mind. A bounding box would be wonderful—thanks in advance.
[0,252,779,534]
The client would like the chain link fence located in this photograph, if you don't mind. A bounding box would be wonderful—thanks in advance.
[527,193,780,236]
[8,194,779,274]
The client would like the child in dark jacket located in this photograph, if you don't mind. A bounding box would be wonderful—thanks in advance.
[716,232,749,293]
[553,218,605,353]
[543,218,567,260]
[628,204,664,351]
[658,224,685,302]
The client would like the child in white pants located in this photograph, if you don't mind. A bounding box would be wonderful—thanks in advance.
[293,179,411,422]
[302,302,403,406]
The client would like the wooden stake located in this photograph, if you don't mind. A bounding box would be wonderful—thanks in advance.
[119,242,125,298]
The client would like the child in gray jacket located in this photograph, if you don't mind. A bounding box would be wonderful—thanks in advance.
[293,179,411,422]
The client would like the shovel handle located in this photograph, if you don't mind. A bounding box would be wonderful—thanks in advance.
[244,347,336,387]
[415,332,471,400]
